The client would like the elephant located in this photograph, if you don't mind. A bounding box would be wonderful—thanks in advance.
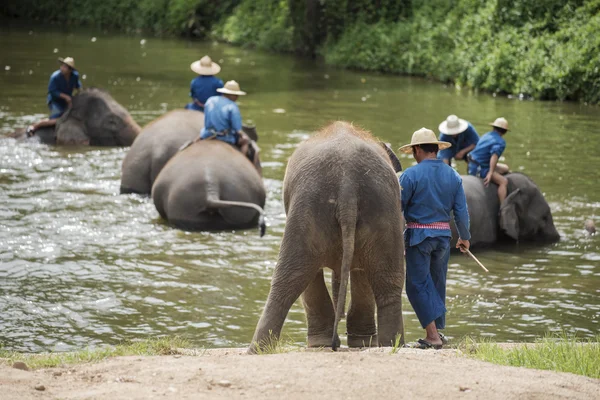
[452,173,560,247]
[10,88,140,146]
[120,109,260,195]
[151,139,266,234]
[249,121,405,353]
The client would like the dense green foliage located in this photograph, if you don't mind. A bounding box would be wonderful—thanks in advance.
[2,0,599,103]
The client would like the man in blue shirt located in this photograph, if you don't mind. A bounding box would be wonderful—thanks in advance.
[27,57,82,135]
[467,117,510,204]
[185,55,224,112]
[437,114,479,166]
[200,80,254,162]
[399,128,471,349]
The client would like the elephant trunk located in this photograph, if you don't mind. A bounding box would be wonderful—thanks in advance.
[332,185,357,351]
[206,198,267,237]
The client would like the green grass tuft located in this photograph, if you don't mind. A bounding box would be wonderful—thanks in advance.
[461,333,600,379]
[0,336,190,370]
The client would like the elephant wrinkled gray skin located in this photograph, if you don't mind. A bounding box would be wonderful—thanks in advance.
[451,173,560,247]
[11,89,140,146]
[120,109,259,195]
[120,110,204,195]
[151,139,266,235]
[249,121,405,354]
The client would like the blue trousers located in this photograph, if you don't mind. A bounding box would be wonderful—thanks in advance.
[467,161,489,178]
[405,236,450,329]
[48,101,66,119]
[185,102,204,112]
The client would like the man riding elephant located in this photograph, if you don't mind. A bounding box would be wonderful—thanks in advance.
[184,55,223,112]
[27,57,82,136]
[437,114,479,166]
[199,80,257,165]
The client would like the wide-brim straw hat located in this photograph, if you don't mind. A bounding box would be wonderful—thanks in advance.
[439,114,468,135]
[190,55,221,75]
[399,128,452,154]
[217,80,247,96]
[58,57,76,70]
[490,117,509,131]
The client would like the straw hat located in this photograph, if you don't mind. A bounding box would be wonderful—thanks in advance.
[398,128,452,154]
[58,57,76,70]
[190,55,221,76]
[217,80,247,96]
[438,114,468,135]
[490,117,509,131]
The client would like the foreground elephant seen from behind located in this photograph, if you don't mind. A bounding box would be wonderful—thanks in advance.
[13,88,140,146]
[249,121,405,353]
[151,139,266,235]
[452,173,560,247]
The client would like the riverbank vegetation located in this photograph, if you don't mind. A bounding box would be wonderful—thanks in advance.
[2,0,599,103]
[463,334,600,379]
[0,337,189,369]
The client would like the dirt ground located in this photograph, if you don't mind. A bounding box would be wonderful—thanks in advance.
[1,347,599,400]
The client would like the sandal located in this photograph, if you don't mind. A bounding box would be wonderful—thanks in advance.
[439,333,449,345]
[409,338,443,350]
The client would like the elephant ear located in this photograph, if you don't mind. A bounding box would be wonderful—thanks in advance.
[242,124,259,142]
[499,188,522,240]
[379,142,402,173]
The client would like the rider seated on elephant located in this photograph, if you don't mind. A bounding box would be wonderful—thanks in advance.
[437,114,479,166]
[467,117,510,204]
[27,57,82,136]
[199,80,256,163]
[184,55,223,112]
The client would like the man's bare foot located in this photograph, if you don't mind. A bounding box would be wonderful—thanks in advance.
[26,125,35,137]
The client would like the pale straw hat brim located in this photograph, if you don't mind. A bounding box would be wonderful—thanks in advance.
[398,140,452,154]
[217,87,247,96]
[190,60,221,76]
[438,118,468,135]
[58,57,76,70]
[489,122,510,131]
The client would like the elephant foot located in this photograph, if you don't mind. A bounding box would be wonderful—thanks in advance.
[307,334,340,349]
[347,333,378,348]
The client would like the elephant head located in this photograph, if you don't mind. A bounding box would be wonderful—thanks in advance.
[499,173,560,243]
[55,88,141,146]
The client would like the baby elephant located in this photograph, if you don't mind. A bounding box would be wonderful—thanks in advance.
[249,121,405,352]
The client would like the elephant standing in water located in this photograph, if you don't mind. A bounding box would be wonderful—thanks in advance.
[12,88,140,146]
[151,139,266,234]
[120,109,259,195]
[120,110,204,195]
[452,173,560,247]
[249,121,405,353]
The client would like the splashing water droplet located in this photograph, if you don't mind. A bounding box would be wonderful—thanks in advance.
[140,39,146,45]
[91,37,97,42]
[5,65,11,71]
[53,48,58,53]
[136,77,141,82]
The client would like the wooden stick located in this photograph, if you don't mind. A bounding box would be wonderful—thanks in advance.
[462,248,489,272]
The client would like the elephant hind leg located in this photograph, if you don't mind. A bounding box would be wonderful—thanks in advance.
[346,269,377,348]
[248,250,320,354]
[302,269,339,348]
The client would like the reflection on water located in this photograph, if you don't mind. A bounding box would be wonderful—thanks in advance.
[0,26,599,352]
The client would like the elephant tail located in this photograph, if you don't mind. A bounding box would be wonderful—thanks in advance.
[332,187,358,351]
[206,198,267,237]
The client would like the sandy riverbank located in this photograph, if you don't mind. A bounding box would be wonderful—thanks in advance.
[2,347,598,399]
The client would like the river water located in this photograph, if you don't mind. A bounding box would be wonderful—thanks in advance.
[0,26,599,352]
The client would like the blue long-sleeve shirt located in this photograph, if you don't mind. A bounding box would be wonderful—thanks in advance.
[437,122,479,161]
[200,95,243,141]
[400,159,471,247]
[46,70,82,107]
[468,131,506,171]
[190,75,224,105]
